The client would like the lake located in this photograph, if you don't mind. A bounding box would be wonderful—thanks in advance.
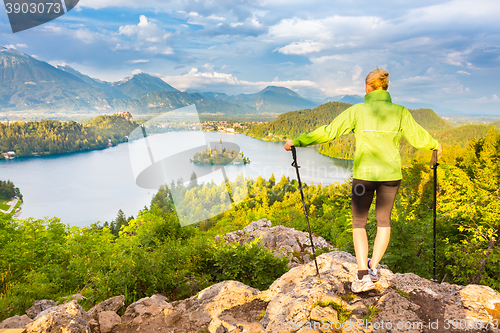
[0,132,352,227]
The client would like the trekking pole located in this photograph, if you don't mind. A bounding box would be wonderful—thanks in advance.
[430,149,439,282]
[291,146,321,277]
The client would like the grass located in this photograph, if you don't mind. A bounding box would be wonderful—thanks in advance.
[362,305,380,322]
[396,289,410,300]
[256,310,266,321]
[0,200,10,211]
[13,200,21,212]
[339,294,356,302]
[313,300,352,323]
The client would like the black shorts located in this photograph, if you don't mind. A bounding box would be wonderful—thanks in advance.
[351,178,401,229]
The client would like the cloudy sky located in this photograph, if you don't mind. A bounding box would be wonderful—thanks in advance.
[1,0,500,115]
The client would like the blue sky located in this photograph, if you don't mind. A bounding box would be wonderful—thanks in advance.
[1,0,500,115]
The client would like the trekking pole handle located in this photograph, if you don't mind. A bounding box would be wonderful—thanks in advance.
[430,149,438,169]
[291,146,299,168]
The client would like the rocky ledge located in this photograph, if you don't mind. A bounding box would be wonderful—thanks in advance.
[1,220,499,333]
[217,218,334,268]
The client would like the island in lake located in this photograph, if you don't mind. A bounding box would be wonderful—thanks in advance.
[191,139,250,165]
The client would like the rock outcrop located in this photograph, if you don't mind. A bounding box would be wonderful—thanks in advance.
[87,295,125,321]
[25,300,91,333]
[0,314,33,329]
[1,222,500,333]
[219,218,334,267]
[26,300,57,319]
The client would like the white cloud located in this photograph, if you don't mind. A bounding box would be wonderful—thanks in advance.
[162,68,319,93]
[269,15,386,43]
[203,63,215,71]
[477,94,500,103]
[118,15,173,55]
[402,0,500,27]
[351,65,363,81]
[277,41,326,55]
[207,15,226,21]
[457,70,471,75]
[128,59,150,64]
[4,43,29,50]
[75,28,97,44]
[445,51,469,67]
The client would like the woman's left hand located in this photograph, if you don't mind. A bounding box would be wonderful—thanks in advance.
[284,140,294,151]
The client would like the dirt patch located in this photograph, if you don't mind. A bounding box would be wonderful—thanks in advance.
[218,299,269,324]
[410,291,493,333]
[113,313,209,333]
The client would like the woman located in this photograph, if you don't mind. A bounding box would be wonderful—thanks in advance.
[284,68,442,293]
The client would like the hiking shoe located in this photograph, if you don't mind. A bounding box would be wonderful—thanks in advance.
[367,258,379,282]
[351,273,376,293]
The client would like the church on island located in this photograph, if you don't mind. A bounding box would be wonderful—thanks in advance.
[190,138,250,165]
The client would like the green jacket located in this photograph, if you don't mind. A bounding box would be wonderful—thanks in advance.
[292,89,439,181]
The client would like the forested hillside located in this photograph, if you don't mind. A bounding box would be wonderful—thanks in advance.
[1,127,498,322]
[246,102,498,163]
[407,108,452,131]
[0,113,138,158]
[244,101,351,140]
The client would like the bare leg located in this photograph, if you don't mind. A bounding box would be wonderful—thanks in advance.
[353,228,369,270]
[370,227,391,268]
[370,180,400,268]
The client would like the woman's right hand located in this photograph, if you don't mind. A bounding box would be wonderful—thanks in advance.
[437,143,442,156]
[284,140,294,151]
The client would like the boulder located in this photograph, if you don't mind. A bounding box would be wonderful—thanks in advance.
[98,311,121,333]
[0,314,33,329]
[25,300,90,333]
[26,300,57,319]
[87,295,125,321]
[123,294,169,319]
[460,284,500,321]
[220,218,334,268]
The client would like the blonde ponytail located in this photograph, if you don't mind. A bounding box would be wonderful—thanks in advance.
[366,68,389,90]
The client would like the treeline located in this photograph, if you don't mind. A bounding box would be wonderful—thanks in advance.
[0,180,21,201]
[0,113,138,158]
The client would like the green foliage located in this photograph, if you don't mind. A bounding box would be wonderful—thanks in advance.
[191,147,250,165]
[0,114,138,157]
[314,300,352,323]
[0,180,21,201]
[396,289,410,300]
[211,239,289,290]
[363,305,380,322]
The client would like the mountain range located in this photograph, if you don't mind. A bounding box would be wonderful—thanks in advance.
[0,47,318,116]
